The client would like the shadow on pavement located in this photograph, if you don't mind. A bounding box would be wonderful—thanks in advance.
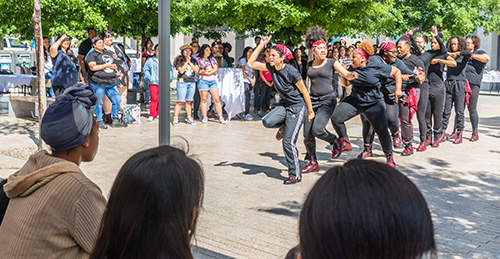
[254,201,302,218]
[0,121,38,145]
[258,152,287,167]
[215,161,287,181]
[192,245,236,259]
[399,165,500,257]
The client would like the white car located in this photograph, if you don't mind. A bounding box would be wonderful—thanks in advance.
[2,37,30,51]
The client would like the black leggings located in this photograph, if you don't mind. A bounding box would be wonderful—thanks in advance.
[193,83,200,118]
[332,97,392,155]
[244,82,252,114]
[425,81,445,136]
[467,84,480,131]
[417,82,429,141]
[303,94,337,159]
[362,101,399,145]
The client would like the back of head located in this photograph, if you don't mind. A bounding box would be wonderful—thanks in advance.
[90,145,204,259]
[40,84,97,152]
[299,159,436,259]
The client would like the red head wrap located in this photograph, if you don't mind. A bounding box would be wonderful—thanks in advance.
[311,40,326,51]
[276,44,293,60]
[380,41,396,51]
[355,48,369,60]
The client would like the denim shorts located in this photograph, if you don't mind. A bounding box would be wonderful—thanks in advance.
[198,79,218,91]
[176,81,196,102]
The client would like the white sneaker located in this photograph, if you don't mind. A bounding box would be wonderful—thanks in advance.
[219,117,227,124]
[202,117,208,124]
[172,117,180,126]
[186,116,197,125]
[244,114,254,121]
[147,116,154,122]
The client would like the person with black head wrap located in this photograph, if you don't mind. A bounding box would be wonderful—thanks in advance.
[0,84,106,258]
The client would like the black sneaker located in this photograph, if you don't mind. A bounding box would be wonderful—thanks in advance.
[98,121,108,129]
[283,176,301,185]
[111,118,127,128]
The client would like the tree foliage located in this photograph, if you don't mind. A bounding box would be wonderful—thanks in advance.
[0,0,499,42]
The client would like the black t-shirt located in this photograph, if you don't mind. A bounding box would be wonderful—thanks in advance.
[86,49,117,85]
[348,56,392,106]
[307,59,337,97]
[266,63,304,107]
[401,54,425,90]
[447,51,472,81]
[78,38,92,56]
[176,58,198,82]
[428,54,448,83]
[372,55,414,102]
[465,50,487,86]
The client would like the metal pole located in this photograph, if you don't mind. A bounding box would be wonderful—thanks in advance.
[158,0,170,145]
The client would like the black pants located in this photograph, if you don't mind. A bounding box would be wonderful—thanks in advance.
[467,83,480,131]
[425,80,445,136]
[362,101,399,145]
[193,83,200,119]
[244,82,252,115]
[303,94,337,159]
[417,82,429,141]
[442,79,466,132]
[332,97,393,155]
[259,80,273,111]
[262,104,306,179]
[52,85,66,97]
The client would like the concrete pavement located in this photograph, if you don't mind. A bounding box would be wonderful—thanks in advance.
[0,93,499,258]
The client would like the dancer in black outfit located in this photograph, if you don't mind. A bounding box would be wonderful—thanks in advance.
[247,35,315,184]
[331,42,402,167]
[358,41,420,159]
[301,27,358,173]
[442,36,472,144]
[426,35,457,147]
[396,35,425,156]
[465,35,490,141]
[405,27,447,151]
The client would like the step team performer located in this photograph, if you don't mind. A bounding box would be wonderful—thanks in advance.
[331,42,403,167]
[358,41,420,159]
[301,26,358,174]
[247,35,315,185]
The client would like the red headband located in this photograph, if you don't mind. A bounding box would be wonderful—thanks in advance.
[355,48,369,60]
[311,40,326,51]
[276,44,293,60]
[380,41,396,51]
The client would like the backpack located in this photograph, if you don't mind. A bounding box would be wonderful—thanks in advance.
[0,178,10,225]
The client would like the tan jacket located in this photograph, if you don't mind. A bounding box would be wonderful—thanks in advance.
[0,150,106,259]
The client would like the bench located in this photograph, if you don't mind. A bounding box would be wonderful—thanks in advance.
[8,95,54,119]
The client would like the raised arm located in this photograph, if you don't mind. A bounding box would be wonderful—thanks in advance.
[472,53,490,63]
[334,61,358,80]
[431,26,447,55]
[247,36,270,71]
[390,66,402,102]
[50,34,68,58]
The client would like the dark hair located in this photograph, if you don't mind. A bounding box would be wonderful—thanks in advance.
[416,34,429,44]
[293,48,302,59]
[90,145,204,259]
[43,36,50,59]
[238,46,251,61]
[154,43,159,51]
[87,27,96,33]
[338,46,347,57]
[100,30,112,39]
[222,42,232,52]
[396,36,420,55]
[211,41,222,48]
[173,46,191,68]
[305,26,327,49]
[144,39,153,49]
[299,160,436,259]
[199,44,213,59]
[254,36,261,41]
[465,35,481,50]
[92,36,102,45]
[446,36,467,52]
